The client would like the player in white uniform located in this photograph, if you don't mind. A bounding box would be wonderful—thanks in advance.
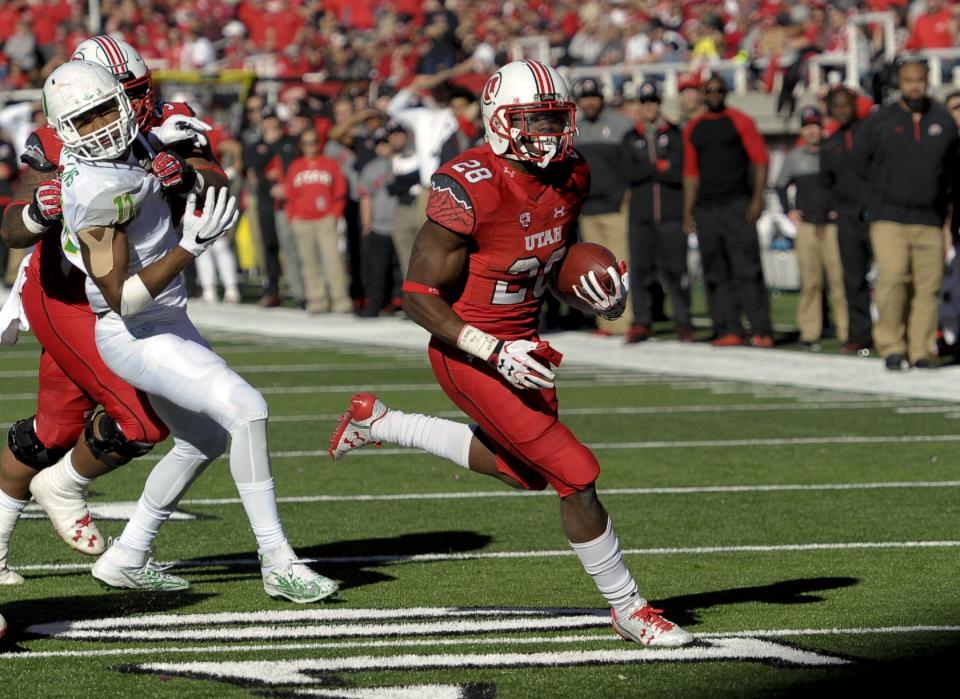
[45,60,337,602]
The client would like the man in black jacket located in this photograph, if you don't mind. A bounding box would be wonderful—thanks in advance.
[820,86,871,355]
[622,81,690,342]
[854,58,959,370]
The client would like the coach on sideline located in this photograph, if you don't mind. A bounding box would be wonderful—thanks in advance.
[853,58,959,370]
[681,75,773,347]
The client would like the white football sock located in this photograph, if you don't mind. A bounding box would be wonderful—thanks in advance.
[118,493,169,554]
[569,518,644,614]
[236,479,288,553]
[37,449,89,498]
[0,488,27,576]
[370,411,473,469]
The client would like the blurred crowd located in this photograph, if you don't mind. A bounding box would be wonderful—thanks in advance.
[3,1,960,90]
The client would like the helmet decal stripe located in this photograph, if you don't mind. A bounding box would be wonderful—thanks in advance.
[529,60,555,94]
[92,35,126,73]
[523,60,548,96]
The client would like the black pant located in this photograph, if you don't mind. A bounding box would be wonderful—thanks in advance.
[694,197,772,336]
[361,231,398,315]
[836,208,873,346]
[256,192,281,297]
[344,199,364,301]
[628,217,690,329]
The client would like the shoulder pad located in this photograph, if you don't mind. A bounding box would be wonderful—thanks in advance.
[20,132,57,172]
[426,172,476,236]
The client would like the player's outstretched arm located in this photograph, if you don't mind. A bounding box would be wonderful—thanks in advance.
[0,167,59,249]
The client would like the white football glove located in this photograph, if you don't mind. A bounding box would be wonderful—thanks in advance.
[492,339,559,390]
[154,114,212,149]
[179,187,239,257]
[574,262,630,320]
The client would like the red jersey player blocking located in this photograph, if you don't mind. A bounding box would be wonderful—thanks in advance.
[330,60,693,647]
[0,36,227,587]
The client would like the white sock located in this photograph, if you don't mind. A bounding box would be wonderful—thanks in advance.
[0,488,27,572]
[40,449,89,497]
[370,411,473,469]
[236,479,288,553]
[569,518,644,614]
[118,493,170,554]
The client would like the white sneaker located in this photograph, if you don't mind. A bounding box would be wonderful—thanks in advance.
[201,289,219,303]
[92,540,189,591]
[611,601,694,647]
[328,392,387,460]
[29,465,104,555]
[223,288,240,304]
[0,612,6,639]
[260,544,338,603]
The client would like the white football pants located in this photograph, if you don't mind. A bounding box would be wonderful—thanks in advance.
[195,237,239,298]
[95,309,287,552]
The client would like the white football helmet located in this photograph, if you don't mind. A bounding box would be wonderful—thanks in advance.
[480,60,577,168]
[43,61,138,161]
[72,35,155,128]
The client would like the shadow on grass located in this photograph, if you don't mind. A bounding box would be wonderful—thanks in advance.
[181,530,494,592]
[657,576,859,627]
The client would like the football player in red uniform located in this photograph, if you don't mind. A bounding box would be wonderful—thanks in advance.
[0,35,228,585]
[330,60,693,647]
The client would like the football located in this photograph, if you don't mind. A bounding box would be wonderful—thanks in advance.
[554,242,618,298]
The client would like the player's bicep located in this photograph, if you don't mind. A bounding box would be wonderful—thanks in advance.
[407,219,469,288]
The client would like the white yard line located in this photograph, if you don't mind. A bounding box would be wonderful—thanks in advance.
[176,480,960,507]
[13,540,960,573]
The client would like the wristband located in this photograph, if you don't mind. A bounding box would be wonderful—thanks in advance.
[401,280,442,296]
[21,206,47,235]
[456,324,500,361]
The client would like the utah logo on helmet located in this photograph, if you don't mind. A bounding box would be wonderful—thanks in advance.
[72,35,155,129]
[481,60,577,169]
[43,61,138,161]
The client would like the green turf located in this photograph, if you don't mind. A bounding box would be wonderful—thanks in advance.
[1,330,959,697]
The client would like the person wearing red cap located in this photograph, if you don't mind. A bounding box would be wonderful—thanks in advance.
[677,73,705,128]
[775,107,847,350]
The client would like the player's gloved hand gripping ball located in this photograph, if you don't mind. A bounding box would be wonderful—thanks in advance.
[179,186,239,256]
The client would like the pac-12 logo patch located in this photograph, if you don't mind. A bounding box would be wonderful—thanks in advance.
[519,212,532,229]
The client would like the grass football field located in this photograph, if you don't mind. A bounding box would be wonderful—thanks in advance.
[1,326,959,698]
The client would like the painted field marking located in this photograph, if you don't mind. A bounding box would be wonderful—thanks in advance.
[174,480,960,507]
[21,502,197,521]
[13,539,960,574]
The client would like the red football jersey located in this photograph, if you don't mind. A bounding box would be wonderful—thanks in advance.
[23,101,199,300]
[426,144,591,340]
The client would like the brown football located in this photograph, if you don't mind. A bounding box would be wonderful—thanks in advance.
[554,242,617,298]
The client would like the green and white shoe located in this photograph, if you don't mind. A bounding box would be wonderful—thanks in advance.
[260,544,338,603]
[92,540,189,592]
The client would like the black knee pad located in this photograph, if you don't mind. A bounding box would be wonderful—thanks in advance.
[84,411,154,467]
[7,417,69,470]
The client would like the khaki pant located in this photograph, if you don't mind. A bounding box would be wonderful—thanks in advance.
[869,220,944,362]
[795,223,848,343]
[578,208,632,333]
[393,188,429,278]
[290,217,352,313]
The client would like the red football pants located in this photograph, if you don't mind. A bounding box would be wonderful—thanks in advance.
[20,264,169,450]
[428,338,599,497]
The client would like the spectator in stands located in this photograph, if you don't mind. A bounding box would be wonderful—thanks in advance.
[573,76,635,336]
[906,0,956,50]
[854,58,959,370]
[775,107,848,351]
[820,85,873,356]
[440,87,483,164]
[284,129,351,314]
[244,109,286,307]
[4,18,38,76]
[358,128,401,318]
[682,74,773,347]
[621,81,690,344]
[266,118,307,310]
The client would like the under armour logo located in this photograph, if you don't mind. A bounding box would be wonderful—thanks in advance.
[554,207,565,218]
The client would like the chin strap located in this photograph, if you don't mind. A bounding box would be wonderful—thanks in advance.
[510,129,560,168]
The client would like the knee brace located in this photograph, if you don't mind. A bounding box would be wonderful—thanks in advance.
[7,417,69,470]
[84,411,155,467]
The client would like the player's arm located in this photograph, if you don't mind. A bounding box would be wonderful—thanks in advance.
[404,219,560,391]
[151,114,229,195]
[77,187,238,317]
[0,166,60,249]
